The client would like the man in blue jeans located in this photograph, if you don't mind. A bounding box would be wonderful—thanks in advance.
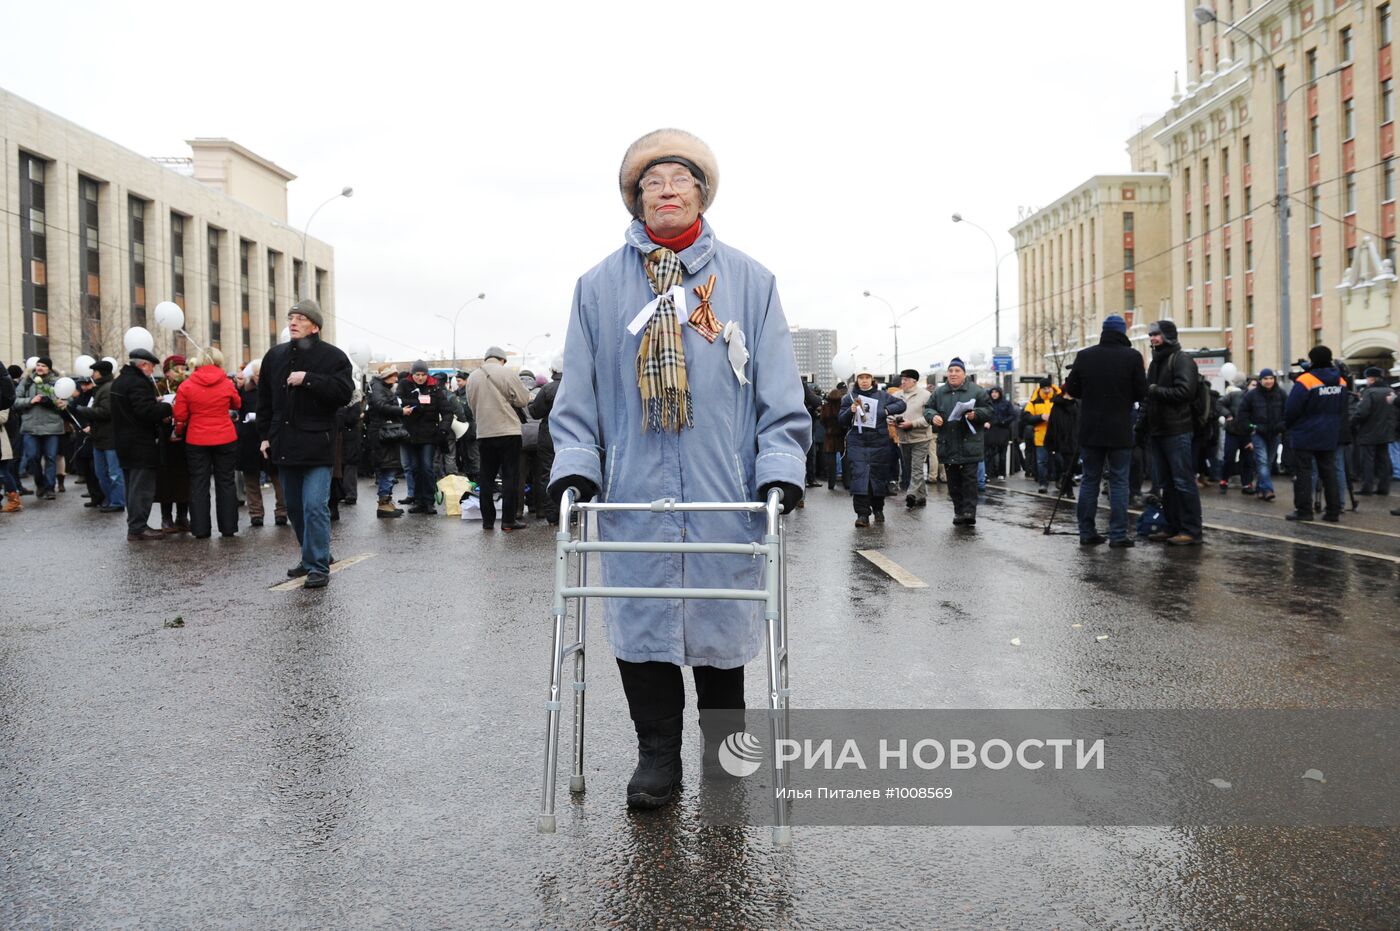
[14,358,67,499]
[1063,315,1148,547]
[257,300,354,589]
[1241,369,1287,501]
[1139,320,1204,545]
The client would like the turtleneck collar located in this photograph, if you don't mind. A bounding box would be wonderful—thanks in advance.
[645,217,703,252]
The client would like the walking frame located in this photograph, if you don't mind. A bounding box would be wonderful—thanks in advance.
[537,487,794,846]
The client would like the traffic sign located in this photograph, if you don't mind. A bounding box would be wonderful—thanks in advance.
[992,356,1014,373]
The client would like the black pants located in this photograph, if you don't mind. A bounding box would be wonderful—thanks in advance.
[985,443,1007,479]
[535,437,557,522]
[477,435,521,528]
[853,493,886,517]
[187,442,239,537]
[616,658,745,724]
[123,466,157,535]
[1360,443,1392,494]
[945,462,980,516]
[516,448,539,519]
[1292,447,1341,517]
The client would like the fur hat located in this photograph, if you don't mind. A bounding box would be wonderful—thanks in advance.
[1364,365,1384,378]
[162,354,186,372]
[619,128,719,219]
[376,363,399,378]
[290,299,323,329]
[1149,319,1178,341]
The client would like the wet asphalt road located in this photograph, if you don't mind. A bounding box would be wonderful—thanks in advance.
[3,475,1398,929]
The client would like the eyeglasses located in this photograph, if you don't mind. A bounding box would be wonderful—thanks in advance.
[640,174,698,194]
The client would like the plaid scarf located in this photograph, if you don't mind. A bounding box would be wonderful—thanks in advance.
[636,248,693,432]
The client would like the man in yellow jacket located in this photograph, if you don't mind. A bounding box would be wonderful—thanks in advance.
[1023,378,1060,493]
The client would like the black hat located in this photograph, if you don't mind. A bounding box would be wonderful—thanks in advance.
[947,357,966,371]
[410,359,429,374]
[92,360,114,377]
[35,356,52,369]
[1149,320,1178,341]
[1039,376,1053,388]
[899,368,920,381]
[1364,366,1383,378]
[1308,345,1334,368]
[128,348,161,365]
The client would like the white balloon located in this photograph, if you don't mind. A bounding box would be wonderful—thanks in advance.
[831,352,853,378]
[153,301,185,331]
[73,355,96,377]
[26,356,39,371]
[123,326,155,353]
[1220,362,1239,382]
[53,377,77,399]
[279,327,291,344]
[347,340,371,368]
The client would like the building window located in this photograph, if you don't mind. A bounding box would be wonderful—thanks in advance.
[1383,4,1393,47]
[1246,295,1255,327]
[1124,287,1135,311]
[1224,246,1232,276]
[1346,172,1358,213]
[267,250,280,345]
[208,227,222,349]
[1309,116,1320,154]
[1187,259,1193,284]
[1224,194,1231,220]
[239,239,252,365]
[315,268,325,306]
[292,258,304,303]
[79,176,102,355]
[1310,184,1321,224]
[171,213,186,309]
[1341,26,1354,63]
[1246,239,1255,270]
[1385,80,1395,124]
[1346,245,1357,270]
[1222,146,1231,178]
[1306,47,1317,84]
[1344,98,1356,139]
[1185,212,1193,238]
[1244,185,1253,214]
[1124,247,1135,271]
[1386,159,1397,201]
[1243,135,1251,165]
[1205,253,1213,282]
[1225,299,1232,330]
[129,197,147,329]
[1204,204,1212,231]
[1123,211,1134,232]
[1311,255,1323,297]
[18,153,49,358]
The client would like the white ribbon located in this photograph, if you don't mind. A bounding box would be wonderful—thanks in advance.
[722,321,750,386]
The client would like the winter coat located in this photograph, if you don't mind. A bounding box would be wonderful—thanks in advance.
[1022,386,1059,446]
[465,361,529,440]
[256,334,355,468]
[87,379,117,450]
[173,364,241,447]
[1217,387,1254,438]
[840,386,905,494]
[1046,395,1081,461]
[1143,340,1199,437]
[530,374,561,449]
[14,373,68,436]
[819,390,846,454]
[235,385,264,473]
[453,387,478,441]
[1062,330,1148,448]
[925,381,993,465]
[397,375,450,445]
[1284,367,1348,451]
[984,393,1015,447]
[339,394,363,461]
[1241,384,1287,437]
[110,363,173,470]
[365,375,406,472]
[895,384,933,444]
[1353,382,1398,444]
[548,218,811,669]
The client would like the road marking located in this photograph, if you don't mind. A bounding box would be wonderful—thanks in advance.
[1203,502,1400,541]
[856,550,929,588]
[1000,486,1400,565]
[268,553,376,591]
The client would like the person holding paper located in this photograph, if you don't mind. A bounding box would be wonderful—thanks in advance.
[547,128,810,811]
[399,360,450,516]
[924,357,992,526]
[840,364,906,527]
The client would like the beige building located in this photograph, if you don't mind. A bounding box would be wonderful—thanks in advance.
[2,87,336,371]
[1148,0,1399,375]
[1011,174,1173,382]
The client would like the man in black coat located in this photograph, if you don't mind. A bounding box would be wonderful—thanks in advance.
[110,348,173,540]
[1138,319,1204,545]
[1240,368,1287,501]
[529,358,563,524]
[397,360,450,515]
[1063,315,1148,547]
[1353,366,1397,495]
[257,300,354,588]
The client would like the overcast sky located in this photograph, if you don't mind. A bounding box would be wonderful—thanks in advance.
[5,1,1184,373]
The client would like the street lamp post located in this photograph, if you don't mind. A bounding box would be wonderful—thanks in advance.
[1193,5,1289,369]
[950,213,1007,348]
[434,292,486,364]
[299,186,354,301]
[862,291,917,373]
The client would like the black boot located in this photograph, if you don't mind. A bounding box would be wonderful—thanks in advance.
[626,714,684,810]
[698,707,748,777]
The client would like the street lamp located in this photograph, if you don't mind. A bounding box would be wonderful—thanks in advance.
[434,292,486,364]
[1192,5,1291,371]
[509,332,553,363]
[862,291,917,373]
[951,212,1010,348]
[299,186,353,301]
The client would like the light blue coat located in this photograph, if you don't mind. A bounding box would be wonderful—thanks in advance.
[549,219,810,668]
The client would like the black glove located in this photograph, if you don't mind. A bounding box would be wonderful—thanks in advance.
[759,481,802,514]
[547,475,598,506]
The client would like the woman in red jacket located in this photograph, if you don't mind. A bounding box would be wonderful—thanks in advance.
[174,348,242,538]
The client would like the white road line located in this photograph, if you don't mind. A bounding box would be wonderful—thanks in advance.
[268,553,376,591]
[1204,502,1400,541]
[998,486,1400,565]
[856,550,929,588]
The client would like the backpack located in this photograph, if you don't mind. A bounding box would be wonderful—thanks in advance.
[1136,499,1168,537]
[1192,376,1213,432]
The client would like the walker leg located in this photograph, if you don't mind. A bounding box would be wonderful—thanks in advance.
[764,514,791,846]
[538,610,568,833]
[569,514,590,793]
